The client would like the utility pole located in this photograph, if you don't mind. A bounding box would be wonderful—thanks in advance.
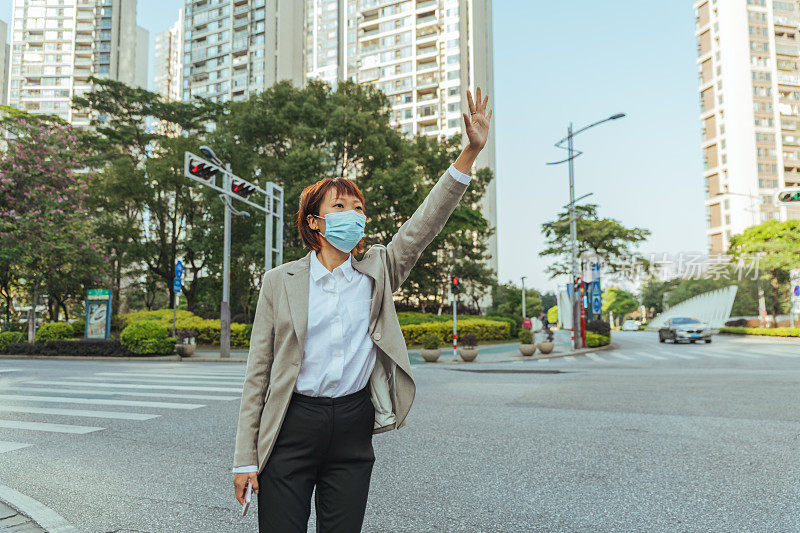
[220,165,232,359]
[521,275,527,320]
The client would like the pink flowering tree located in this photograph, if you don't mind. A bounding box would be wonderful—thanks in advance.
[0,115,108,340]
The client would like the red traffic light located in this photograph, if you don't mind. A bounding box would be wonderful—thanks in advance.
[451,276,461,293]
[451,276,460,285]
[231,179,256,198]
[188,159,219,182]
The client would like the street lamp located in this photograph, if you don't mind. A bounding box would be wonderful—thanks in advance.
[547,112,626,349]
[521,276,527,320]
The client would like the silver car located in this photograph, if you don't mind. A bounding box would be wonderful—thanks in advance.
[658,317,712,344]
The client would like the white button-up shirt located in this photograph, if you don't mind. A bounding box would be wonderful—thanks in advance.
[232,164,471,474]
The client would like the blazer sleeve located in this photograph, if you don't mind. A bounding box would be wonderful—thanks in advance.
[384,167,470,293]
[232,272,275,469]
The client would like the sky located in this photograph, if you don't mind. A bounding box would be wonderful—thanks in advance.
[1,1,706,296]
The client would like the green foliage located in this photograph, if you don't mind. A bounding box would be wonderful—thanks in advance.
[121,309,250,347]
[517,328,533,344]
[641,275,761,317]
[586,332,611,347]
[547,306,558,324]
[420,333,441,349]
[402,318,509,345]
[396,312,451,325]
[489,282,543,319]
[484,312,519,337]
[35,322,76,342]
[0,331,23,351]
[540,203,650,278]
[71,319,85,338]
[720,326,800,337]
[602,287,638,319]
[120,321,175,355]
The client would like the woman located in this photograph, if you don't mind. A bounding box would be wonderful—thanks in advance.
[233,87,492,532]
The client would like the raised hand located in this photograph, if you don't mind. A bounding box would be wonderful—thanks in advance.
[462,86,493,153]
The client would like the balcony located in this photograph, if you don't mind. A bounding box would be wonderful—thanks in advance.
[417,60,437,71]
[776,44,799,56]
[416,72,438,88]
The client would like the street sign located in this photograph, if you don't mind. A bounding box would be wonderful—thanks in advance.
[85,289,112,340]
[592,294,601,314]
[173,277,181,294]
[175,260,184,279]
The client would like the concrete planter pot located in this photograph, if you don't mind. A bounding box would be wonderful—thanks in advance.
[420,348,441,362]
[175,343,196,357]
[518,343,537,356]
[458,348,478,362]
[536,342,554,355]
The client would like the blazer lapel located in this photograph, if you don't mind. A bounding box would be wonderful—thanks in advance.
[284,251,311,350]
[351,251,384,333]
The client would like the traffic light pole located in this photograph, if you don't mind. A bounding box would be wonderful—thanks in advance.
[221,166,232,359]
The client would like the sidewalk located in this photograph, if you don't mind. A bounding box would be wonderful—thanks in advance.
[0,501,46,532]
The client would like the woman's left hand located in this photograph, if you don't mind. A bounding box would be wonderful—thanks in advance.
[463,86,493,153]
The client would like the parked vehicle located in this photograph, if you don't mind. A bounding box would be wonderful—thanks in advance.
[658,317,712,344]
[621,320,640,331]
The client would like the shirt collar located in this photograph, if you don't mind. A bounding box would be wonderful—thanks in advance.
[310,250,355,283]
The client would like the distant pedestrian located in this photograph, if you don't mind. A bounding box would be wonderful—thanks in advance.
[540,312,549,330]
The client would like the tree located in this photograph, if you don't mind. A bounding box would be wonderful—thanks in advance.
[539,203,650,278]
[489,282,543,318]
[729,219,800,326]
[0,114,106,339]
[602,287,638,321]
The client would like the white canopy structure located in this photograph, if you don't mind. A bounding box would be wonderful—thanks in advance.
[647,285,738,330]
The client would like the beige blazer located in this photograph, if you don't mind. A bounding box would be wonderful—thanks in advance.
[233,167,469,474]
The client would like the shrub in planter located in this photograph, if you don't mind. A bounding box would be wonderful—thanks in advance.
[0,331,24,351]
[35,322,76,342]
[586,331,611,347]
[461,333,478,348]
[459,333,479,362]
[585,319,611,337]
[517,329,533,344]
[421,332,441,349]
[120,321,176,355]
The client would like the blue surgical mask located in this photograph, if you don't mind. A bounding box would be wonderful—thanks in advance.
[313,210,366,253]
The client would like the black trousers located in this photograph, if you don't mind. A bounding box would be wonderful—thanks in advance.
[257,385,375,533]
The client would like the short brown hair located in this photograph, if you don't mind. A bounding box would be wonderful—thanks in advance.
[297,177,367,255]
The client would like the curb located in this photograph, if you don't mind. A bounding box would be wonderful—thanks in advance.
[0,483,80,532]
[0,354,181,362]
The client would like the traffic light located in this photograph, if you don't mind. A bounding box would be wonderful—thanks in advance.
[188,158,220,183]
[777,188,800,204]
[231,178,257,199]
[451,275,461,294]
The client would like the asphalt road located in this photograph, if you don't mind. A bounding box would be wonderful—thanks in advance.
[0,331,798,532]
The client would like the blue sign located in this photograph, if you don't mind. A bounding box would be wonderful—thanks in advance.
[173,277,182,294]
[591,262,600,275]
[794,285,800,297]
[175,260,184,279]
[592,279,600,296]
[592,295,602,314]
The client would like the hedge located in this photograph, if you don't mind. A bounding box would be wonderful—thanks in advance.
[0,331,24,351]
[121,309,251,347]
[35,322,76,342]
[402,319,510,345]
[1,339,134,357]
[720,326,800,338]
[585,319,611,336]
[484,312,520,337]
[586,332,611,347]
[120,321,176,355]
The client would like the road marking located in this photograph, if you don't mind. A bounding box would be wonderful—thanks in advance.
[0,419,103,434]
[701,351,730,359]
[0,405,159,420]
[607,352,635,361]
[562,356,576,363]
[75,375,244,385]
[0,394,204,409]
[0,385,239,401]
[536,358,550,363]
[769,350,800,358]
[671,352,696,360]
[586,353,609,363]
[0,440,32,454]
[636,353,667,360]
[28,380,242,393]
[93,372,244,381]
[736,352,764,359]
[0,368,22,374]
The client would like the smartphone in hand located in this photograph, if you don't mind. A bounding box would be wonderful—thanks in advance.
[242,480,253,516]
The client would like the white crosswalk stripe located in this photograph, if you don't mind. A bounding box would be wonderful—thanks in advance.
[28,380,241,393]
[0,366,247,456]
[586,353,609,363]
[0,441,32,454]
[0,419,103,434]
[562,356,576,363]
[607,352,635,361]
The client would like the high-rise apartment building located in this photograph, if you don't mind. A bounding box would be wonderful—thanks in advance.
[154,9,184,101]
[0,21,10,105]
[181,0,304,103]
[304,0,497,276]
[8,0,148,125]
[695,0,800,254]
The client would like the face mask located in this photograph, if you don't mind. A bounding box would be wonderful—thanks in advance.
[313,209,366,253]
